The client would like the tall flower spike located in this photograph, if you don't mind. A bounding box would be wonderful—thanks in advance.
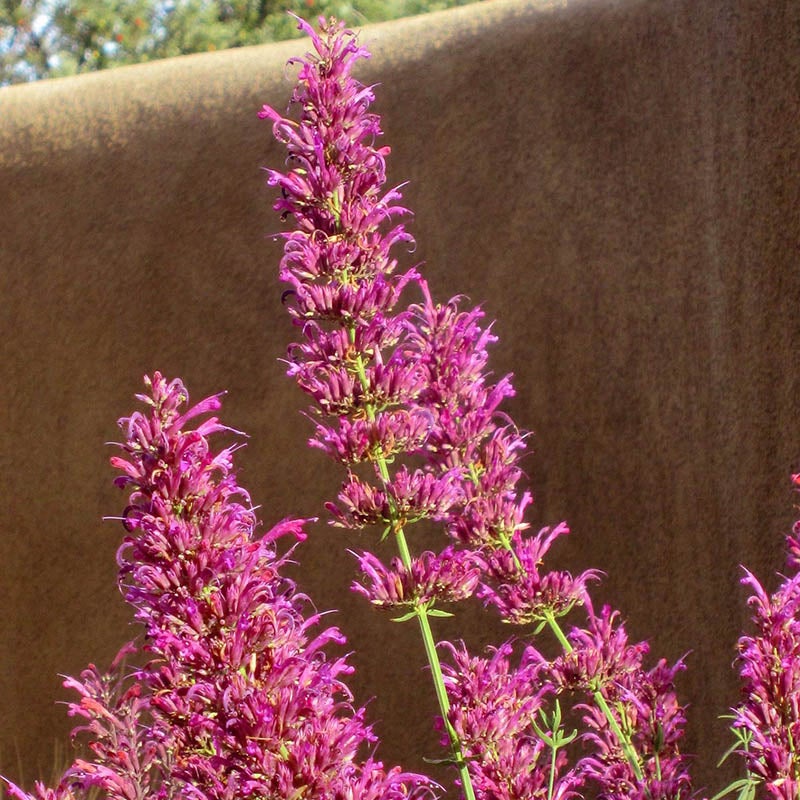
[263,17,463,546]
[8,373,434,800]
[263,18,483,798]
[265,16,694,800]
[405,285,528,551]
[261,14,415,324]
[110,373,434,800]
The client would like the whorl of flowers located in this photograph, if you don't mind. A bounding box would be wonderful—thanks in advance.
[6,373,433,800]
[480,524,601,626]
[351,548,484,611]
[551,602,692,800]
[442,641,585,800]
[731,475,800,800]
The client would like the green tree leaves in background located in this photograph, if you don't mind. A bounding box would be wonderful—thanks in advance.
[0,0,477,85]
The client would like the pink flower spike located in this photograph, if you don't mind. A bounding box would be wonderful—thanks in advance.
[97,373,435,800]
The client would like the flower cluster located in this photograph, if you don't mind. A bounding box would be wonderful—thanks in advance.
[442,641,585,800]
[551,602,692,800]
[405,284,529,552]
[5,373,432,800]
[5,642,165,800]
[265,15,695,800]
[731,476,800,800]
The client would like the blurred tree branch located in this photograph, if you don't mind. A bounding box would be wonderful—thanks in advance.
[0,0,477,85]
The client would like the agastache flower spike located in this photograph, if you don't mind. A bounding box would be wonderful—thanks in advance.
[731,486,800,800]
[266,15,694,800]
[112,373,433,800]
[264,17,481,798]
[405,285,527,551]
[549,600,692,800]
[406,267,694,800]
[409,284,691,797]
[9,373,434,800]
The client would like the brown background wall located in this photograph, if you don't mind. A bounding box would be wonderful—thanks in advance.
[1,0,798,793]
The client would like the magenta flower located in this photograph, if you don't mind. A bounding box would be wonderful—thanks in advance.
[480,524,601,626]
[260,14,415,336]
[406,285,529,551]
[7,373,434,800]
[352,547,484,610]
[4,783,78,800]
[327,466,464,530]
[309,408,434,465]
[60,643,171,800]
[732,518,800,799]
[406,285,514,454]
[576,656,692,800]
[5,641,170,800]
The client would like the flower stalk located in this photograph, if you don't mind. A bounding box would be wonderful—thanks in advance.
[352,345,478,798]
[352,338,477,799]
[265,13,695,800]
[262,15,482,796]
[4,373,434,800]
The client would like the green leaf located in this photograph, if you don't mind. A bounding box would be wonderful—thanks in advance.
[390,610,417,623]
[716,740,740,768]
[427,608,454,618]
[708,777,760,800]
[529,619,548,635]
[717,719,753,767]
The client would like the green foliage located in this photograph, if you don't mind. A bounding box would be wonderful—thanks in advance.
[0,0,478,85]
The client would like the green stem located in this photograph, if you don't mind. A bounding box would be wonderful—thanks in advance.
[548,736,557,800]
[543,609,645,784]
[348,332,476,800]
